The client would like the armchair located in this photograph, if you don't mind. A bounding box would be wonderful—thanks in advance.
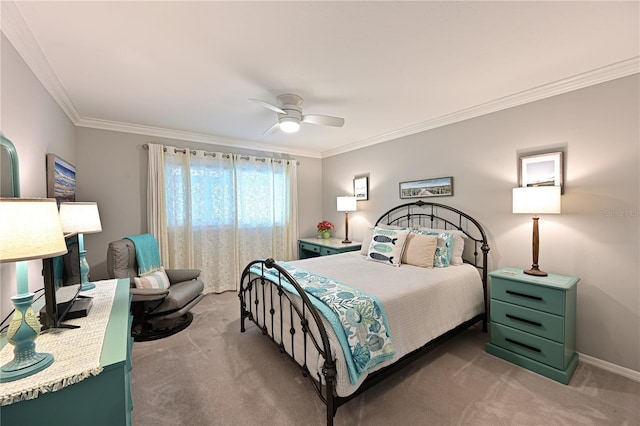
[107,237,204,341]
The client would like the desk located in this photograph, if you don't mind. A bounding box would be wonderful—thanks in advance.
[0,279,133,426]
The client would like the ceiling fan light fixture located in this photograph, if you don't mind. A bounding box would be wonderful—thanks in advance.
[279,116,301,133]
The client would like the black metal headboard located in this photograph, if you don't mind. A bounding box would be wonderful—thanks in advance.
[375,200,490,319]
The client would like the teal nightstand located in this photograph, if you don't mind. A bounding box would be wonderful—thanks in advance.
[298,237,361,259]
[485,267,579,384]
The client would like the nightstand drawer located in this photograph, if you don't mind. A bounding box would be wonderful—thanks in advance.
[491,323,565,369]
[491,277,564,315]
[491,299,564,342]
[299,241,321,254]
[320,247,335,256]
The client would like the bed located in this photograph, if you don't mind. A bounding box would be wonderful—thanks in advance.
[239,201,490,425]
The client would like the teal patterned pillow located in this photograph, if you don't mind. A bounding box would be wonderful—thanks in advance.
[367,227,410,267]
[412,229,455,267]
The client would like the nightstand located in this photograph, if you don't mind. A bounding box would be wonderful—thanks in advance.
[485,267,579,384]
[298,237,361,259]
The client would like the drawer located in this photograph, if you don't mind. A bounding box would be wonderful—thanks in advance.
[491,323,565,369]
[320,247,336,256]
[299,241,321,254]
[491,299,564,342]
[491,277,564,315]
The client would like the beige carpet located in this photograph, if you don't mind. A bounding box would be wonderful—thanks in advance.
[131,292,639,425]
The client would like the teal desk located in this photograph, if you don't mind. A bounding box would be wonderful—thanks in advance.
[0,279,133,426]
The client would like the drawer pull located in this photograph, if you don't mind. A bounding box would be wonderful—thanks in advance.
[505,314,542,327]
[505,337,541,353]
[506,290,542,301]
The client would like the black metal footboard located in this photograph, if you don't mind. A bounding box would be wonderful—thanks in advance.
[239,258,338,425]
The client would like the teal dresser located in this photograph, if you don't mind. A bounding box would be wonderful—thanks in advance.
[485,267,579,384]
[0,279,133,425]
[298,237,361,259]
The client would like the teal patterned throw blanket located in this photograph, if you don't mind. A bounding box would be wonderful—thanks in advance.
[251,261,396,384]
[125,233,162,275]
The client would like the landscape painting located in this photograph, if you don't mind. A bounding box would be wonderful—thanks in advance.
[47,153,76,204]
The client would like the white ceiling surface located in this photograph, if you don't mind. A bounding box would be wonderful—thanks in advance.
[4,1,639,158]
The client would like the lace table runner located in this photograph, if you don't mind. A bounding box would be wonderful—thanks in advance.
[0,280,118,406]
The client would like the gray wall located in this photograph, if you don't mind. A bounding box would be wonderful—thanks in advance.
[321,75,640,372]
[0,34,76,317]
[75,128,323,281]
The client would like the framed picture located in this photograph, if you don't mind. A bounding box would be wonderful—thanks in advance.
[46,153,76,204]
[399,176,453,199]
[519,151,563,190]
[353,176,369,201]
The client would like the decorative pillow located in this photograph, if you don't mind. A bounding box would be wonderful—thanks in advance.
[412,229,455,267]
[401,233,438,268]
[360,224,408,255]
[134,267,171,289]
[366,227,410,267]
[415,227,467,265]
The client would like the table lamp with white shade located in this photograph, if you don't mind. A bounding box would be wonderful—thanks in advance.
[58,202,102,291]
[512,186,561,277]
[0,198,68,381]
[336,196,357,244]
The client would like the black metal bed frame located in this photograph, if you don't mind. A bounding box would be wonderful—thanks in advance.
[239,201,490,425]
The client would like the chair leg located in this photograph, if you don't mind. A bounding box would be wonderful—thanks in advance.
[131,312,194,342]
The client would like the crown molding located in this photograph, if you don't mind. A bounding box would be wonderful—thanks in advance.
[76,117,321,159]
[321,57,640,158]
[1,1,81,123]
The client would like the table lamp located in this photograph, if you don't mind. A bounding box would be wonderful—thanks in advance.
[512,186,561,276]
[58,202,102,291]
[336,196,357,244]
[0,198,68,381]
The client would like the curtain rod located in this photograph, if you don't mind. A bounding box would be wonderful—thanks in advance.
[141,143,299,165]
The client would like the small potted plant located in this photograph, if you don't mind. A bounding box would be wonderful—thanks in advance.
[317,220,334,239]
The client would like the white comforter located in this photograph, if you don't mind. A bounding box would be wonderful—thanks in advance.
[251,251,485,397]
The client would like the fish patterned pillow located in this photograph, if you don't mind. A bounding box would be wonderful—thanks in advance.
[412,229,455,267]
[367,227,410,267]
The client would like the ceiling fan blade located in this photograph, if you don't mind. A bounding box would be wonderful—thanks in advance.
[249,98,286,115]
[302,114,345,127]
[263,122,280,135]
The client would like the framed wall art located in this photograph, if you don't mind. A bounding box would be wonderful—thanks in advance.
[519,151,563,190]
[46,153,76,204]
[353,175,369,201]
[399,176,453,199]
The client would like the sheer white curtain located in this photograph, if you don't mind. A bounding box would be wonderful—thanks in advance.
[148,145,298,293]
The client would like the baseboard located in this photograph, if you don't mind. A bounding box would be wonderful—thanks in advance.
[578,352,640,382]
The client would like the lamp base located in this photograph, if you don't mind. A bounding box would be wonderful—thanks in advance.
[342,239,351,244]
[524,266,548,277]
[80,281,96,291]
[0,293,54,382]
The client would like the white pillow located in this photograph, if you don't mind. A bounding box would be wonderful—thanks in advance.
[414,227,467,265]
[134,267,171,289]
[366,227,410,267]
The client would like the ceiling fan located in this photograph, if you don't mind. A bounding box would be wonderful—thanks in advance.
[250,94,345,135]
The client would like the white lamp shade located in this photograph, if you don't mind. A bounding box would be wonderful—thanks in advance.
[0,198,68,262]
[512,186,561,214]
[59,202,103,234]
[336,196,357,212]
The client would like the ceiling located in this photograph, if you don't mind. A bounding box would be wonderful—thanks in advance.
[3,1,638,158]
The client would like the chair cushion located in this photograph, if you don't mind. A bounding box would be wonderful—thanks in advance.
[156,279,205,312]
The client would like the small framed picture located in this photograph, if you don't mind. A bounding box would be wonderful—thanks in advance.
[519,151,563,190]
[399,176,453,199]
[354,176,369,201]
[46,153,76,204]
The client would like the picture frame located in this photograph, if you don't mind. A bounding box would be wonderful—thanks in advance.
[519,151,563,190]
[353,175,369,201]
[46,153,76,204]
[399,176,453,199]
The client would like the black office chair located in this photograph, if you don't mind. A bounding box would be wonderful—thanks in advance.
[107,237,204,341]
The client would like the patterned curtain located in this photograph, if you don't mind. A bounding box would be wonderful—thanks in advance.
[148,145,298,293]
